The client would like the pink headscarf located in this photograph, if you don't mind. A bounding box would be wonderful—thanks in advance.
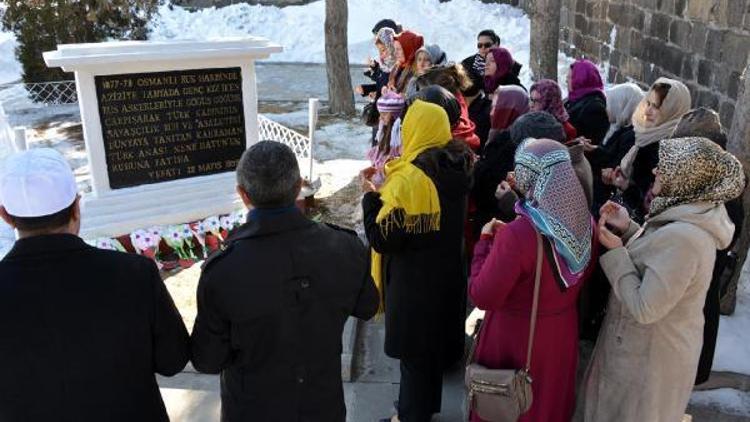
[567,59,604,103]
[530,79,569,123]
[483,47,514,94]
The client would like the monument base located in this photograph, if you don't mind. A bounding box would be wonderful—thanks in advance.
[80,172,241,240]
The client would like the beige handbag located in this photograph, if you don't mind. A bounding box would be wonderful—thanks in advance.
[465,230,543,422]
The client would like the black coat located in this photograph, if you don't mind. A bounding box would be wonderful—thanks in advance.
[461,55,525,94]
[468,92,492,152]
[696,197,745,384]
[191,209,378,422]
[363,141,472,363]
[471,130,518,235]
[565,92,609,145]
[495,65,526,92]
[588,125,636,215]
[621,141,660,223]
[360,62,390,97]
[0,234,189,422]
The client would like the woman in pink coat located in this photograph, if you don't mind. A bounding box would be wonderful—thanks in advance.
[469,138,599,422]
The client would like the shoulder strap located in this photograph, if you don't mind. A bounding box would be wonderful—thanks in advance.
[525,230,544,372]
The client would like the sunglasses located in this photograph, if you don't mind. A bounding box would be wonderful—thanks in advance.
[477,42,494,49]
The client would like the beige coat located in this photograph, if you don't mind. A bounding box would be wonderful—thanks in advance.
[582,202,734,422]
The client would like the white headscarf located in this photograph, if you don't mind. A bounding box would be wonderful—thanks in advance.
[602,83,644,145]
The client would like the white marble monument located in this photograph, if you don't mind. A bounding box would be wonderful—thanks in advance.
[44,38,282,239]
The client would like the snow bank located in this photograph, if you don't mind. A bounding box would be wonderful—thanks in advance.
[0,30,20,85]
[150,0,541,85]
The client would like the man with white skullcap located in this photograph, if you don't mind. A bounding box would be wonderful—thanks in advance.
[0,148,189,422]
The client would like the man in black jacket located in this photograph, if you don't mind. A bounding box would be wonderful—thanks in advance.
[0,148,189,422]
[191,141,379,422]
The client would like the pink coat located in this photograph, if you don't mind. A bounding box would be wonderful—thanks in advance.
[469,217,598,422]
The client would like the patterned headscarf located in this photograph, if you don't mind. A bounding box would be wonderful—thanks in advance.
[376,27,398,71]
[483,47,514,94]
[649,137,745,217]
[490,84,529,131]
[514,138,594,289]
[530,79,569,123]
[567,59,604,103]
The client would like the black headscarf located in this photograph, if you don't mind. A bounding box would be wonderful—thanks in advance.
[407,85,461,129]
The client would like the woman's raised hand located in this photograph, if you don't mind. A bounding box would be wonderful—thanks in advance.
[481,218,506,237]
[360,167,377,193]
[599,200,630,234]
[598,217,624,250]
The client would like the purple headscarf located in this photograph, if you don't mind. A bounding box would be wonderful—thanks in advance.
[530,79,569,123]
[567,59,604,103]
[490,85,529,130]
[483,47,514,95]
[513,138,594,289]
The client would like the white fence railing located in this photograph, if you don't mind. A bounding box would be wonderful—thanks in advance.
[0,80,78,105]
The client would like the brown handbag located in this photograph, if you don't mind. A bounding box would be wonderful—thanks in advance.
[465,230,543,422]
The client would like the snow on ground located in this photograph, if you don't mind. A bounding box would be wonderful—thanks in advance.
[690,388,750,417]
[150,0,578,89]
[314,120,371,162]
[713,258,750,375]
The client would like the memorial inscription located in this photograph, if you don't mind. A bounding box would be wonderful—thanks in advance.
[95,67,246,189]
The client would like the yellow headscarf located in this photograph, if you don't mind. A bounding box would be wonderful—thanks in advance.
[371,100,453,313]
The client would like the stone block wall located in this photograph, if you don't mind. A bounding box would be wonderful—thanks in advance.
[560,0,750,128]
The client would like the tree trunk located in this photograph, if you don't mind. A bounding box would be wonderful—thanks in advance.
[324,0,354,116]
[529,0,561,81]
[722,62,750,315]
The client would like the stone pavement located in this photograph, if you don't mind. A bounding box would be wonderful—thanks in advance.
[158,319,748,422]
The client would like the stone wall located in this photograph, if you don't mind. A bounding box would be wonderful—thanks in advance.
[560,0,750,128]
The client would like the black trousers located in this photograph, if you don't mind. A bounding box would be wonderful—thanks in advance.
[398,355,443,422]
[696,252,726,384]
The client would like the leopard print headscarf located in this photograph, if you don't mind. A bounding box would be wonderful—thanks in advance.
[649,137,746,217]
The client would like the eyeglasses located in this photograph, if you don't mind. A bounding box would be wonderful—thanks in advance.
[477,42,494,49]
[529,97,541,104]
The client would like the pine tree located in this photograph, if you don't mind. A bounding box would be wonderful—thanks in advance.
[2,1,162,101]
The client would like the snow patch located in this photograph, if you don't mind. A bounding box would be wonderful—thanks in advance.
[609,25,617,49]
[314,158,369,199]
[690,388,750,417]
[713,257,750,376]
[313,120,372,162]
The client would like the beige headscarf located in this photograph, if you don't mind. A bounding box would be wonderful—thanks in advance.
[649,137,746,217]
[620,78,691,178]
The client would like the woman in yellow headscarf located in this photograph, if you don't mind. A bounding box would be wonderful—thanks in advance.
[361,99,472,422]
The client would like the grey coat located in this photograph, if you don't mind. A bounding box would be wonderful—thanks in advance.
[582,202,734,422]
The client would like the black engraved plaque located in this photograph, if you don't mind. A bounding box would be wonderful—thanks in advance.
[95,67,246,189]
